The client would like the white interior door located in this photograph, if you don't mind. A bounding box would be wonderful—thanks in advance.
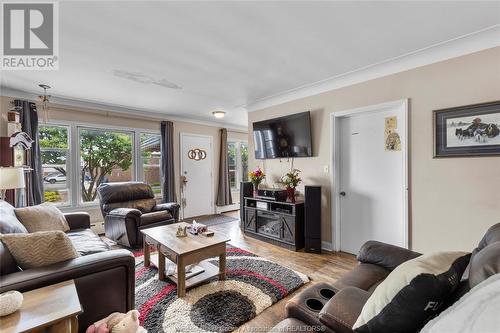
[180,133,213,219]
[338,103,407,254]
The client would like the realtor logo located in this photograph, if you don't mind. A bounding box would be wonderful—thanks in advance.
[1,2,59,69]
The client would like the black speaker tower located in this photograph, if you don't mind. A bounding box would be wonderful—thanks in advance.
[304,185,322,253]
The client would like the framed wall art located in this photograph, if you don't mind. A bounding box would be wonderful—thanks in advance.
[433,101,500,157]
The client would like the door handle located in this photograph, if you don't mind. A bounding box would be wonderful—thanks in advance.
[340,191,346,196]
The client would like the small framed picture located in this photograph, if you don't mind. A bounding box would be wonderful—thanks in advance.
[433,101,500,158]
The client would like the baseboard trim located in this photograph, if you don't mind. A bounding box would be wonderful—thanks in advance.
[215,203,240,214]
[321,241,333,252]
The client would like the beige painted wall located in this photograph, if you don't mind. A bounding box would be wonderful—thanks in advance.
[0,96,247,228]
[248,47,500,253]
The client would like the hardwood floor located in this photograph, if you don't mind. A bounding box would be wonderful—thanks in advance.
[211,210,357,332]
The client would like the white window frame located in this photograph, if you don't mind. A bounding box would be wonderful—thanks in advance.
[227,139,248,191]
[39,123,72,208]
[139,132,162,199]
[40,119,160,209]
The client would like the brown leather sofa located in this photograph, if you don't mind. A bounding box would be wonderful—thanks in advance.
[97,182,180,248]
[0,200,135,333]
[272,223,500,333]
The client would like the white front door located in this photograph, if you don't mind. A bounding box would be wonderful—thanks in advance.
[338,102,407,254]
[180,133,213,219]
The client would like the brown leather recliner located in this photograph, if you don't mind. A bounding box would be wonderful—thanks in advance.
[0,200,135,333]
[272,223,500,333]
[97,182,180,248]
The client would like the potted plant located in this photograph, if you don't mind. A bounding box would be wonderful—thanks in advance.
[248,167,265,196]
[281,169,302,202]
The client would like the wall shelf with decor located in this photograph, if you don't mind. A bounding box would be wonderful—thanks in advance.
[242,196,304,251]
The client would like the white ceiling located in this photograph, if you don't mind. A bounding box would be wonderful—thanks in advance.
[1,1,499,129]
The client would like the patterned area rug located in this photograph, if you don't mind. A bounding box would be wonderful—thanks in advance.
[134,245,309,332]
[182,214,239,226]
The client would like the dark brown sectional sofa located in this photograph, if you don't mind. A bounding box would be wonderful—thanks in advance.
[272,223,500,333]
[0,200,135,332]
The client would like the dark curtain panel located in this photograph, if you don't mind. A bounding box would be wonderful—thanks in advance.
[160,121,176,203]
[216,128,233,206]
[16,100,43,205]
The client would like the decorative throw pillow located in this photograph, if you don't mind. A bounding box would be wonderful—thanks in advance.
[14,202,69,232]
[0,231,79,269]
[420,273,500,333]
[468,241,500,288]
[353,251,471,333]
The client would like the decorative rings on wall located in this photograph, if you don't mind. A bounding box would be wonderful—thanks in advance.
[187,148,207,161]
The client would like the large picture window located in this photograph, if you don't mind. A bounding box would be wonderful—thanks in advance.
[39,124,71,206]
[227,140,248,191]
[140,133,161,198]
[79,128,134,203]
[40,122,160,208]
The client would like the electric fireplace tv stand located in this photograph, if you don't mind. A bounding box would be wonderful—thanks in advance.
[242,196,304,251]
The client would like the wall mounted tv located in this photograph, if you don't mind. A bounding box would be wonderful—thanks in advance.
[253,111,312,159]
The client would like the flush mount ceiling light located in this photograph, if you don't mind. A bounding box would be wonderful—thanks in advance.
[112,70,182,89]
[212,111,226,119]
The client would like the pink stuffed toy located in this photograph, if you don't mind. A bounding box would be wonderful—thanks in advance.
[86,310,146,333]
[85,323,109,333]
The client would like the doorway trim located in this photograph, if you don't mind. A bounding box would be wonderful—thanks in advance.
[330,99,409,252]
[179,132,215,220]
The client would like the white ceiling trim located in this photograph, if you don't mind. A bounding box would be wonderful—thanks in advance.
[0,86,248,133]
[244,25,500,112]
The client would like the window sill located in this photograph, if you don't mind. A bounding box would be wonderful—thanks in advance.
[59,203,100,213]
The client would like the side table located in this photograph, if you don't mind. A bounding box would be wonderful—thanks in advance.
[0,280,82,333]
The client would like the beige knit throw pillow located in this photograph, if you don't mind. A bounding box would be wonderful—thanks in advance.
[15,202,70,232]
[0,231,79,269]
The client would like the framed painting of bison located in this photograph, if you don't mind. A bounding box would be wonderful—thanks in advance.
[434,101,500,157]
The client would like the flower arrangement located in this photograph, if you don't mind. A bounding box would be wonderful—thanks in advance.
[248,167,265,187]
[281,169,302,189]
[280,169,302,202]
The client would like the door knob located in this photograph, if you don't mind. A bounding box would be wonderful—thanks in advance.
[340,191,346,196]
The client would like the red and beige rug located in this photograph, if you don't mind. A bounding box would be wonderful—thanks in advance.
[134,245,309,333]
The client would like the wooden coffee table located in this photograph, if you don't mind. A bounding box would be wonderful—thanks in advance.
[141,222,230,297]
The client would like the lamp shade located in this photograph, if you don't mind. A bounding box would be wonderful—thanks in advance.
[0,167,25,190]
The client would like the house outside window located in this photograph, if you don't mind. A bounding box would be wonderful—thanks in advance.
[140,133,161,198]
[227,140,248,191]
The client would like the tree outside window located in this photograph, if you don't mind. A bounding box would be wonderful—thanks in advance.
[79,128,133,203]
[241,142,248,182]
[228,142,237,189]
[227,140,249,191]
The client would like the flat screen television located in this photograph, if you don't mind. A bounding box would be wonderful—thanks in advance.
[253,111,312,159]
